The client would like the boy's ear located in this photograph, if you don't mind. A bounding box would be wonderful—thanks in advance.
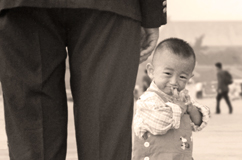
[146,63,154,80]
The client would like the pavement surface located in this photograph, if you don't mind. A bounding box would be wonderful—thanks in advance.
[1,88,242,160]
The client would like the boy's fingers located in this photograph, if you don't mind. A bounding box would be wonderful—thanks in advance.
[185,102,192,106]
[172,88,179,99]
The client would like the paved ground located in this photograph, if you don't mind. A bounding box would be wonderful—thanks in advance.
[1,88,242,160]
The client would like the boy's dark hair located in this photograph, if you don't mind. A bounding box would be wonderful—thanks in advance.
[215,62,222,69]
[155,37,196,61]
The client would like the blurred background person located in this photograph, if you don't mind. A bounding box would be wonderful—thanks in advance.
[215,62,233,114]
[195,80,204,99]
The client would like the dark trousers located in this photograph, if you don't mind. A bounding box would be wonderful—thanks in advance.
[216,91,233,114]
[0,8,140,160]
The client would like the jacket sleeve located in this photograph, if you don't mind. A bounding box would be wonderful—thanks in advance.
[139,0,167,28]
[133,100,182,139]
[190,100,210,132]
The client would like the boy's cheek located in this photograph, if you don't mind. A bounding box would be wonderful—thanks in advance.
[157,85,171,95]
[178,82,187,91]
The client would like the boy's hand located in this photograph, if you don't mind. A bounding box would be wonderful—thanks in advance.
[171,88,191,115]
[173,100,188,115]
[179,89,192,105]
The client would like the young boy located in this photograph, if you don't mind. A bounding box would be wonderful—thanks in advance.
[132,38,210,160]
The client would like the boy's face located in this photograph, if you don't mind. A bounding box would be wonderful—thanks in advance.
[147,49,194,96]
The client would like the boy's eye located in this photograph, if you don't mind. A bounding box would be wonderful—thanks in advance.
[164,72,171,75]
[180,76,187,79]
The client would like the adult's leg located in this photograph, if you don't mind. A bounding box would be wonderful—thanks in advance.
[67,9,140,160]
[223,91,233,114]
[0,8,68,160]
[216,93,222,114]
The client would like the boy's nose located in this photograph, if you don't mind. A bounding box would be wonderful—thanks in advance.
[170,76,178,88]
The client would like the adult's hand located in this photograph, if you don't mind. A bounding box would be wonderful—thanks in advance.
[140,27,159,63]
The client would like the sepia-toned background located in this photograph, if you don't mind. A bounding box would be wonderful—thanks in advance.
[1,0,242,159]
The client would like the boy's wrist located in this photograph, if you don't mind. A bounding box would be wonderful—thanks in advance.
[186,104,194,114]
[180,105,188,115]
